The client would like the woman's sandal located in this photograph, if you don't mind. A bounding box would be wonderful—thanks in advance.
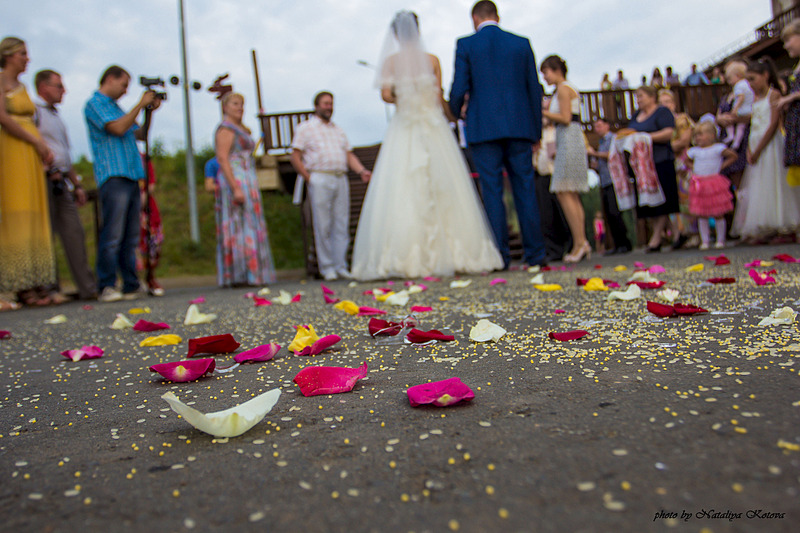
[18,290,52,307]
[0,298,20,312]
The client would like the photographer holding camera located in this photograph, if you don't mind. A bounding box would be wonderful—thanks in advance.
[84,65,161,302]
[34,69,96,301]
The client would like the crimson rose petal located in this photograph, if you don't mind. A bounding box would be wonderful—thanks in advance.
[647,301,676,317]
[410,306,433,313]
[673,303,708,315]
[133,319,171,332]
[368,318,403,337]
[706,277,736,284]
[234,344,281,364]
[548,330,590,341]
[407,377,475,407]
[149,358,215,382]
[406,329,455,343]
[0,331,10,339]
[254,297,272,307]
[293,362,368,396]
[187,334,241,357]
[358,306,387,316]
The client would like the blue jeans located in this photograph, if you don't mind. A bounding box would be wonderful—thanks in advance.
[470,139,546,267]
[97,177,141,293]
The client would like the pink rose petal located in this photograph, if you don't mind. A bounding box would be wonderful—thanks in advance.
[132,319,171,332]
[548,330,589,341]
[189,296,206,304]
[244,292,256,299]
[294,334,341,356]
[744,259,762,268]
[490,278,507,286]
[253,296,272,307]
[634,261,645,268]
[0,331,10,339]
[357,306,387,316]
[410,305,433,313]
[234,344,281,364]
[423,276,441,282]
[773,253,798,263]
[149,358,215,382]
[60,345,104,362]
[648,265,666,274]
[321,283,335,295]
[627,281,666,290]
[407,377,475,407]
[554,309,566,314]
[406,329,455,344]
[82,304,93,310]
[323,294,340,304]
[291,293,302,303]
[748,269,776,286]
[293,361,368,396]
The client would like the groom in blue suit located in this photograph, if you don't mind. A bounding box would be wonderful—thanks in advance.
[449,0,546,268]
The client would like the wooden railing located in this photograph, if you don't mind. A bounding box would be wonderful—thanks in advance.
[256,110,313,155]
[756,4,800,40]
[578,84,728,133]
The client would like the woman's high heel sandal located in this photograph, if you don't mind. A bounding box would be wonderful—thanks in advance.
[564,241,592,263]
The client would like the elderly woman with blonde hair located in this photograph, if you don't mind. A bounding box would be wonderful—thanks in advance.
[213,92,276,287]
[0,36,60,309]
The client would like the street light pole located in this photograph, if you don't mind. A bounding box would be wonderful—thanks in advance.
[179,0,199,243]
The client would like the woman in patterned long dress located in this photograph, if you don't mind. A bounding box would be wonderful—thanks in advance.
[213,92,276,287]
[778,20,800,185]
[541,55,591,263]
[0,37,56,309]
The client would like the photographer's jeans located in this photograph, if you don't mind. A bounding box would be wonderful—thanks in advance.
[97,177,141,293]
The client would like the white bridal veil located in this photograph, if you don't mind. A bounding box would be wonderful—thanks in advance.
[374,10,431,89]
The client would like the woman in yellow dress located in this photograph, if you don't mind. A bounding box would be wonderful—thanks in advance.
[0,36,56,308]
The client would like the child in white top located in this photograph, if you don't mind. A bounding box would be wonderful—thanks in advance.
[686,122,737,249]
[722,62,755,150]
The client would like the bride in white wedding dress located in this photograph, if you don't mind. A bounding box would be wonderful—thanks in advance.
[350,11,503,281]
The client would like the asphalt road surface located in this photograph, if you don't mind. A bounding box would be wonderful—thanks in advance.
[1,244,799,533]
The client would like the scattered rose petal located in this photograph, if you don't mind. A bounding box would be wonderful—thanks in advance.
[257,287,270,296]
[321,283,335,295]
[648,264,666,274]
[757,307,797,326]
[713,256,731,266]
[82,304,93,310]
[110,313,134,330]
[685,263,705,272]
[291,293,302,303]
[184,304,217,325]
[407,377,475,407]
[613,265,628,272]
[149,358,215,382]
[272,290,298,305]
[607,284,641,301]
[627,281,666,290]
[633,261,645,268]
[140,334,183,347]
[583,278,609,291]
[253,296,272,307]
[647,301,676,317]
[161,388,281,438]
[294,335,341,356]
[549,330,589,341]
[749,269,776,286]
[629,271,659,283]
[234,344,281,364]
[490,278,507,286]
[773,253,798,263]
[187,334,241,357]
[133,319,170,332]
[593,264,602,269]
[554,309,566,314]
[407,284,428,294]
[673,303,708,315]
[44,314,67,324]
[529,273,545,284]
[410,305,433,313]
[533,284,562,291]
[469,319,507,342]
[293,362,368,396]
[423,276,440,282]
[288,325,318,353]
[357,306,387,316]
[368,318,403,337]
[374,291,394,302]
[656,288,680,303]
[384,290,410,306]
[0,330,11,339]
[189,296,206,304]
[449,280,472,289]
[128,307,151,314]
[323,293,340,304]
[706,277,736,284]
[406,329,455,344]
[333,300,360,315]
[527,265,541,273]
[60,345,103,362]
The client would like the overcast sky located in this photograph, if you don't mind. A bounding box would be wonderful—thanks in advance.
[4,0,772,162]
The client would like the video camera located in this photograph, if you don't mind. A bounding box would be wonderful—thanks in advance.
[139,76,167,101]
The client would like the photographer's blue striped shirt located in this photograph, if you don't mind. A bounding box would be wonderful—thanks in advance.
[84,91,143,188]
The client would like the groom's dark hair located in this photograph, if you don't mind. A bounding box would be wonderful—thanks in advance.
[472,0,498,19]
[314,91,333,107]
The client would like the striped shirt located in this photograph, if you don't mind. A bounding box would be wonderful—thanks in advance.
[84,91,144,188]
[291,115,350,172]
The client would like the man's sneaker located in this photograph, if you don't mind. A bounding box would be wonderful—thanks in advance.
[98,287,123,303]
[122,283,147,300]
[323,271,338,282]
[336,269,353,280]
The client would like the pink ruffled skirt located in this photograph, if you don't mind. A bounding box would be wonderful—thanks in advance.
[688,174,733,217]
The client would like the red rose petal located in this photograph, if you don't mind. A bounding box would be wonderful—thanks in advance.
[291,293,302,303]
[548,330,590,341]
[773,253,798,263]
[647,301,676,317]
[673,303,708,315]
[323,294,340,304]
[407,377,475,407]
[0,331,10,339]
[294,334,341,356]
[254,296,272,307]
[627,281,666,290]
[405,329,455,344]
[410,305,433,313]
[368,318,403,337]
[706,277,736,284]
[293,362,368,396]
[187,334,241,357]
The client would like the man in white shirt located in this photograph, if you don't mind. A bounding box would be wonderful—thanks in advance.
[34,69,96,300]
[290,91,371,281]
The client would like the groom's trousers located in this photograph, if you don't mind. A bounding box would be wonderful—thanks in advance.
[307,171,350,277]
[470,139,546,268]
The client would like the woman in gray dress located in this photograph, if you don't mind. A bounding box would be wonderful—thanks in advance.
[541,55,590,263]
